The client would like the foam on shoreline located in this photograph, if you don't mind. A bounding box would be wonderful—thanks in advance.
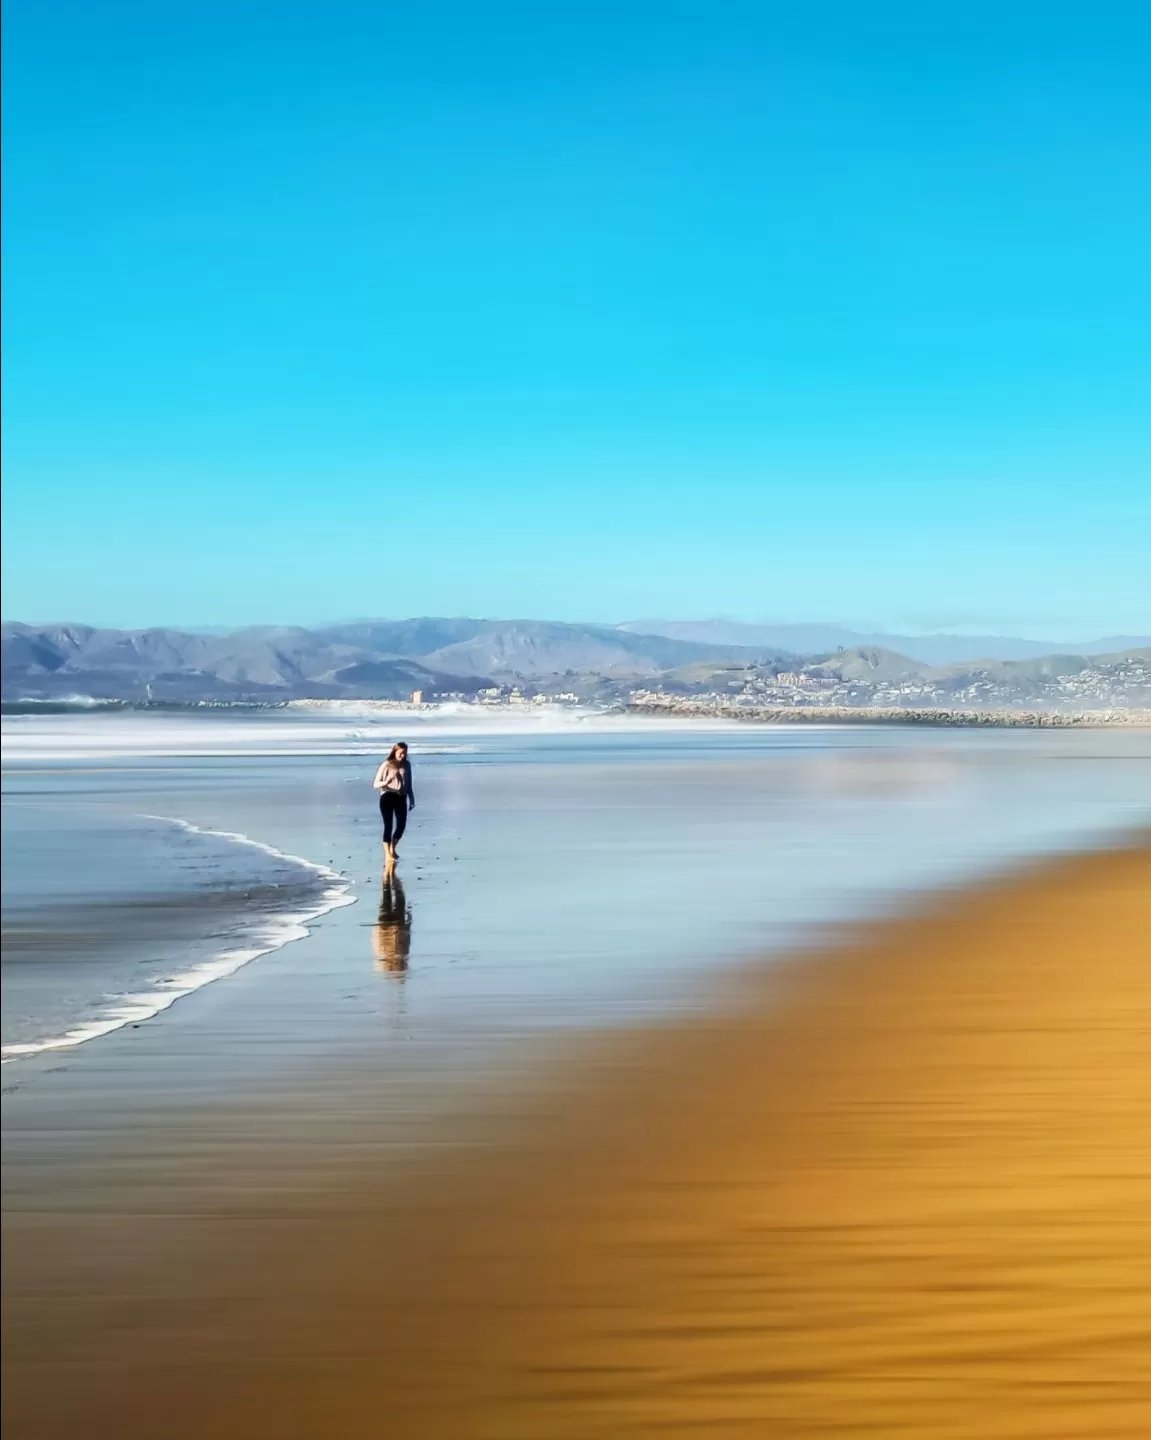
[0,816,356,1063]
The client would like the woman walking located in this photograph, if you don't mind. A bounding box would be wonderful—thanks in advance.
[373,742,415,866]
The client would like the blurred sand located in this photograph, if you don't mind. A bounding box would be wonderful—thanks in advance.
[4,843,1150,1438]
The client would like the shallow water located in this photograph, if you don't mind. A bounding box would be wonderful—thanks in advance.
[1,803,342,1058]
[3,710,1149,1080]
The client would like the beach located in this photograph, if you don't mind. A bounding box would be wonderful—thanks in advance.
[3,713,1151,1437]
[4,840,1149,1437]
[7,0,1149,1431]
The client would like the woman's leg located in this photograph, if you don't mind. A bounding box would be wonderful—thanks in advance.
[392,796,408,847]
[380,794,395,846]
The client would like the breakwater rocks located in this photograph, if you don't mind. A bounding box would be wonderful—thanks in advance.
[624,700,1151,728]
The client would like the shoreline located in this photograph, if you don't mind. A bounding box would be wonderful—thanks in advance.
[4,839,1149,1437]
[1,814,355,1064]
[7,697,1151,727]
[626,699,1151,726]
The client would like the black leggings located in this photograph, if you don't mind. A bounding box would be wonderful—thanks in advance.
[379,792,408,845]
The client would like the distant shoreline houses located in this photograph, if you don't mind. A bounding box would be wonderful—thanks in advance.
[623,697,1151,728]
[5,691,1148,727]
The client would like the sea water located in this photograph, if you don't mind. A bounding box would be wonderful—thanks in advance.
[3,708,1149,1072]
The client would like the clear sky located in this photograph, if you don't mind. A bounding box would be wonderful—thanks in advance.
[2,0,1148,638]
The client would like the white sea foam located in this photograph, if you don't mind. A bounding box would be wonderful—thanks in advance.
[0,707,738,762]
[0,816,356,1064]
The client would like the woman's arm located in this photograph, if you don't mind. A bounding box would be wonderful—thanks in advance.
[404,760,415,808]
[372,761,388,791]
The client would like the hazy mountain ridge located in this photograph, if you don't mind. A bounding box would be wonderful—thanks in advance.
[620,620,1151,665]
[3,620,1147,709]
[808,644,1151,689]
[0,618,786,700]
[1,622,487,701]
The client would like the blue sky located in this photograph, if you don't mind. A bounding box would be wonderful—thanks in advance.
[2,0,1148,638]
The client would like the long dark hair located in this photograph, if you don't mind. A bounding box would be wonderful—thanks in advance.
[386,742,408,765]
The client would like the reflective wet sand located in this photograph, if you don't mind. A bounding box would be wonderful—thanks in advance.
[4,842,1149,1438]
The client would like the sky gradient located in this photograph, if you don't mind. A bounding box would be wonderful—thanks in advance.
[2,1,1148,638]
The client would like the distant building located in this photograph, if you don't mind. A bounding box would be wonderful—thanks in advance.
[773,672,835,690]
[410,689,424,705]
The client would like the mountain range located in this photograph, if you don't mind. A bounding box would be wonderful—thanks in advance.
[619,620,1150,665]
[3,618,1148,704]
[0,619,785,701]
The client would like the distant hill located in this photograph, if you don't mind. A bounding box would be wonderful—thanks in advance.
[805,644,1150,690]
[306,618,787,678]
[619,620,1151,665]
[0,622,489,701]
[0,618,787,701]
[4,618,1146,708]
[806,646,929,684]
[621,644,1151,712]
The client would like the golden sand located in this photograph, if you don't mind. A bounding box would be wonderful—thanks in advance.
[4,845,1150,1438]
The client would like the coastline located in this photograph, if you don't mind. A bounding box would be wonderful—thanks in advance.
[6,697,1151,727]
[1,813,355,1063]
[626,699,1151,727]
[4,839,1149,1438]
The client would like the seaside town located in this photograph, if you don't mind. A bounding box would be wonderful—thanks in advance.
[430,645,1151,720]
[620,647,1151,717]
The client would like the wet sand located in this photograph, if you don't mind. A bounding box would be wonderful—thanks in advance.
[4,842,1150,1438]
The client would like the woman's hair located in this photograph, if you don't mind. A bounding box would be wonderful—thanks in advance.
[386,742,408,764]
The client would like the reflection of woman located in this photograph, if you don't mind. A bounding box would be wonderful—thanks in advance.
[373,742,415,866]
[372,873,412,975]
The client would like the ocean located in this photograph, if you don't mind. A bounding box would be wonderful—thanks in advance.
[3,707,1150,1080]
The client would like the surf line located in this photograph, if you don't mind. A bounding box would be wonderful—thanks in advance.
[0,815,357,1064]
